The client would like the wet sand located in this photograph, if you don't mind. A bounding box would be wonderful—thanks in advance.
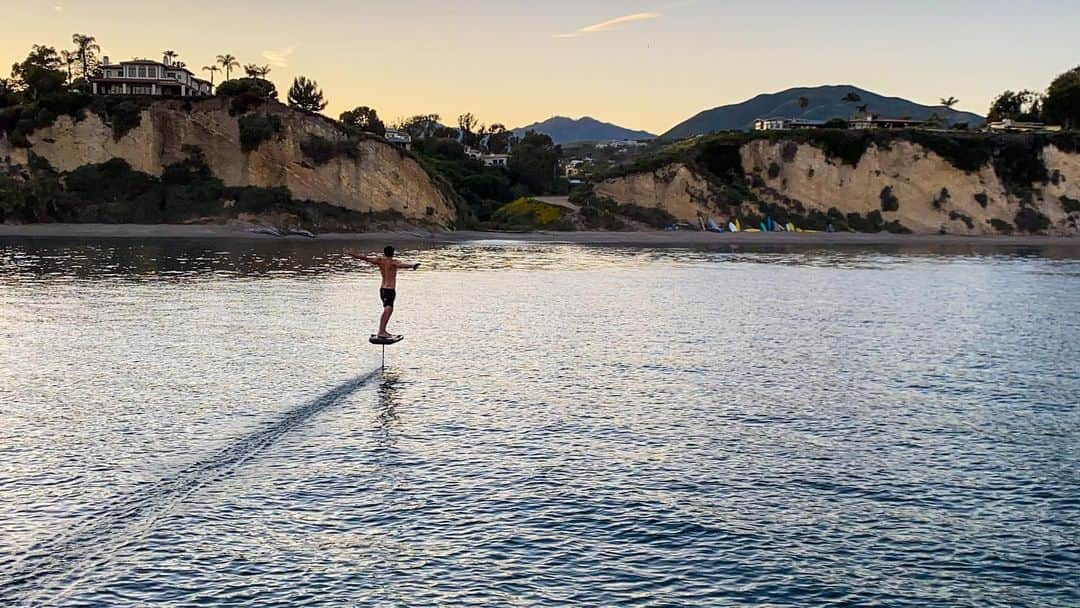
[2,222,1079,248]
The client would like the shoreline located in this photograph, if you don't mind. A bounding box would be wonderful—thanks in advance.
[2,222,1080,248]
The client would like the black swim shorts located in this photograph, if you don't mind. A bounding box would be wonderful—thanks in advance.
[380,288,396,307]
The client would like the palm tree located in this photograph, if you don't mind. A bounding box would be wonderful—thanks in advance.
[202,65,220,85]
[216,54,240,80]
[243,64,260,78]
[841,91,862,104]
[256,65,272,79]
[163,49,178,64]
[60,50,77,83]
[71,33,100,78]
[940,96,959,109]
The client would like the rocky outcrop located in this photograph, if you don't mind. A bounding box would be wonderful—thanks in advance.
[596,134,1080,234]
[594,164,718,222]
[0,97,455,226]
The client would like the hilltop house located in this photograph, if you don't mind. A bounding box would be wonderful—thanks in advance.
[850,117,927,130]
[985,119,1062,133]
[565,159,589,178]
[384,130,412,150]
[753,118,826,131]
[596,139,648,150]
[465,147,510,168]
[90,54,212,97]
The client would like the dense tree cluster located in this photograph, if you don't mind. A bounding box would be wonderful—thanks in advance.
[987,65,1080,128]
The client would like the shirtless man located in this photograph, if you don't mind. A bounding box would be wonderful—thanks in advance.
[346,246,420,339]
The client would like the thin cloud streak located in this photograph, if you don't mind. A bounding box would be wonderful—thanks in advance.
[261,45,296,68]
[554,11,662,39]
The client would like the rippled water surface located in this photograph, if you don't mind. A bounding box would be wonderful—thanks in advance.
[1,238,1078,607]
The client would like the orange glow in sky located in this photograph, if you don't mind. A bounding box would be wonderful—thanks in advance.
[2,0,1077,134]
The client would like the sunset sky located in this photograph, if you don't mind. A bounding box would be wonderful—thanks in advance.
[3,0,1078,134]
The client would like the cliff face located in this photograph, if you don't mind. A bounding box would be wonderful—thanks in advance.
[0,97,455,226]
[596,135,1080,234]
[594,164,719,222]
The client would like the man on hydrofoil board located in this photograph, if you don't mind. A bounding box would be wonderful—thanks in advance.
[346,246,420,340]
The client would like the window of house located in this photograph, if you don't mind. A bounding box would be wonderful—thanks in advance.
[126,66,135,78]
[137,66,146,77]
[148,67,157,78]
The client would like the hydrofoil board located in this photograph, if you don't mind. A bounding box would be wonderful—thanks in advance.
[370,334,404,345]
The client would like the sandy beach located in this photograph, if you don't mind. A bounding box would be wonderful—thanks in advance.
[2,222,1080,248]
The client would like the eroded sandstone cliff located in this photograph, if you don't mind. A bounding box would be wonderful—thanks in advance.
[0,97,456,226]
[596,132,1080,234]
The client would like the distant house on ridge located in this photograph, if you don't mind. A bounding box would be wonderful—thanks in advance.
[985,119,1062,133]
[753,117,826,131]
[384,130,413,150]
[849,117,928,130]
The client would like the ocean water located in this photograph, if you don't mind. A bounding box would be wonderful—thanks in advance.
[0,238,1077,607]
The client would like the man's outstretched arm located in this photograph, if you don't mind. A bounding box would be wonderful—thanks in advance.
[345,249,380,265]
[394,260,421,270]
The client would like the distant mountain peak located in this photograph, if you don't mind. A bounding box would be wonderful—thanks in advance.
[513,116,656,145]
[663,85,984,139]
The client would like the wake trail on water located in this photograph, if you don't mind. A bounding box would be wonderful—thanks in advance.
[1,370,380,606]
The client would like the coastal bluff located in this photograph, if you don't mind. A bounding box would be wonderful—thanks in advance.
[0,96,456,227]
[595,131,1080,235]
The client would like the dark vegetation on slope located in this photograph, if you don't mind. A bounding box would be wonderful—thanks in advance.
[405,134,570,228]
[0,92,156,145]
[238,113,282,152]
[0,147,407,229]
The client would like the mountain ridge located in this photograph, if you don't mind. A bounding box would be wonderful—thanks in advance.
[512,116,655,144]
[663,85,986,139]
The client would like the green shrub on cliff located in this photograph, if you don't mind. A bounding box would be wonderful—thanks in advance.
[880,186,900,211]
[217,78,278,100]
[932,187,950,209]
[300,134,360,165]
[949,211,975,229]
[87,96,152,141]
[238,113,281,153]
[492,197,565,228]
[1014,208,1050,233]
[616,204,676,229]
[217,78,278,116]
[1062,196,1080,214]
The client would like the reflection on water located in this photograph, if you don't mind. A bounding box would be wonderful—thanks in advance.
[1,238,1078,607]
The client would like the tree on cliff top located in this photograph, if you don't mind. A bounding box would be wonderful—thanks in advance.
[71,34,100,79]
[216,54,240,80]
[217,77,277,99]
[0,78,21,108]
[10,45,67,100]
[987,90,1042,123]
[340,106,386,137]
[509,131,561,195]
[397,114,443,139]
[486,124,513,154]
[1043,66,1080,130]
[287,76,327,113]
